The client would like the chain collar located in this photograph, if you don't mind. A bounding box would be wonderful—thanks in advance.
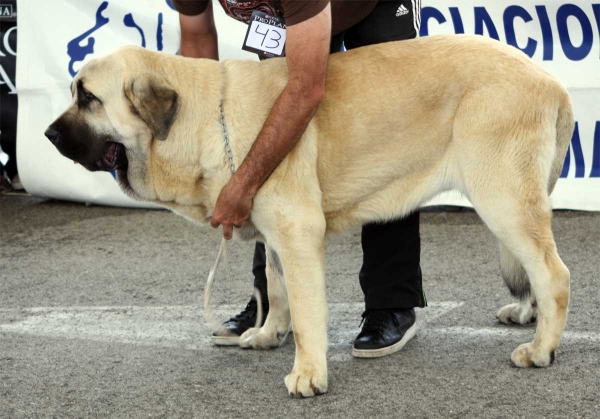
[219,101,237,175]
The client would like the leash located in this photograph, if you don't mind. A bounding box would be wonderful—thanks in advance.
[203,102,264,336]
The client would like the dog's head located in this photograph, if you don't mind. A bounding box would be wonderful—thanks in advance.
[45,45,180,177]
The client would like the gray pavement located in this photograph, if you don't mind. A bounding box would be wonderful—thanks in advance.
[1,194,599,418]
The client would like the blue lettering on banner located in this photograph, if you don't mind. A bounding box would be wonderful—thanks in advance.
[474,7,500,40]
[594,5,600,37]
[157,12,164,51]
[590,122,600,178]
[421,7,446,32]
[504,6,537,57]
[449,7,464,34]
[557,4,594,61]
[420,4,599,61]
[560,122,585,178]
[535,5,554,60]
[124,13,146,48]
[67,1,110,77]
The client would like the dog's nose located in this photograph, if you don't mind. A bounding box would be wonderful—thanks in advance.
[45,127,60,144]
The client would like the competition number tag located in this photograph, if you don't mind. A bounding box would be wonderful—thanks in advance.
[242,10,286,58]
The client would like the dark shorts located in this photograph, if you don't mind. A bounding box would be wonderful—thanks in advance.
[331,0,421,52]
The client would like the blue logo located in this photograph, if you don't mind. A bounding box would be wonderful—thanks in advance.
[67,0,171,77]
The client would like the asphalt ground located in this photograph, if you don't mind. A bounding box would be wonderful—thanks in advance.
[1,194,599,418]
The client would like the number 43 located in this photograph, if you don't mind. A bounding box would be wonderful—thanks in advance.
[255,25,281,49]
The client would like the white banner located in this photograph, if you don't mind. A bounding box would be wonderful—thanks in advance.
[16,0,600,209]
[421,1,600,210]
[16,0,255,207]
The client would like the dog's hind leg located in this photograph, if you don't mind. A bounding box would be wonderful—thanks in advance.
[497,298,537,325]
[465,165,570,368]
[496,244,538,325]
[455,89,572,367]
[480,202,569,367]
[240,246,291,349]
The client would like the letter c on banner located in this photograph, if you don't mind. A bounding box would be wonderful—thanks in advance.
[420,7,446,37]
[504,6,537,57]
[1,26,17,57]
[556,4,593,61]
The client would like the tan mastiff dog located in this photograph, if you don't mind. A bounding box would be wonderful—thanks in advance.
[45,34,574,398]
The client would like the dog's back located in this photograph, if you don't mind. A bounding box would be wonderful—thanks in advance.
[270,35,571,231]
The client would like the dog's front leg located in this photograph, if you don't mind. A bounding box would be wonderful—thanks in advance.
[240,245,291,349]
[275,217,328,398]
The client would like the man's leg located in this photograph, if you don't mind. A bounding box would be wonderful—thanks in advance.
[353,214,425,358]
[343,0,425,358]
[252,242,269,298]
[359,213,425,309]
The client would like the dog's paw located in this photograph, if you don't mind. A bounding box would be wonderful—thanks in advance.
[285,368,328,398]
[240,327,286,350]
[497,301,537,325]
[511,342,555,368]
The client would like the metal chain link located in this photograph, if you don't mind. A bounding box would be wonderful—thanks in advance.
[219,102,237,175]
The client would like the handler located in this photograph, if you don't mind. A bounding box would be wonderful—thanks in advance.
[172,0,426,358]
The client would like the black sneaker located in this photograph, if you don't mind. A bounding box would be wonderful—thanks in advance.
[352,308,417,358]
[211,297,269,346]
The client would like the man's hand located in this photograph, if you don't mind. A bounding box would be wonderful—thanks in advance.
[210,180,254,240]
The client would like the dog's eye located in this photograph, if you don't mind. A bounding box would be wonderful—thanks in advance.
[83,90,96,101]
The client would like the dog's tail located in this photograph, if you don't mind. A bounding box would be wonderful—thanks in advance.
[499,243,531,299]
[204,238,263,335]
[548,90,575,195]
[498,90,574,300]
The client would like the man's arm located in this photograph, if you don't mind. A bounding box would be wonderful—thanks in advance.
[211,4,332,239]
[179,1,218,60]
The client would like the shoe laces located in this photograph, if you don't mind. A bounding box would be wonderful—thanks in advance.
[229,298,258,324]
[228,298,269,327]
[359,310,399,335]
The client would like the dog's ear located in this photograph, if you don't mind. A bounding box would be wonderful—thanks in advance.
[125,75,180,140]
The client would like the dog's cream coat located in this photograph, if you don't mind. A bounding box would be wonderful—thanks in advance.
[49,35,574,397]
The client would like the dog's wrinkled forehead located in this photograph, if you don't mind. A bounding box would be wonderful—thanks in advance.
[63,46,180,143]
[71,54,120,100]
